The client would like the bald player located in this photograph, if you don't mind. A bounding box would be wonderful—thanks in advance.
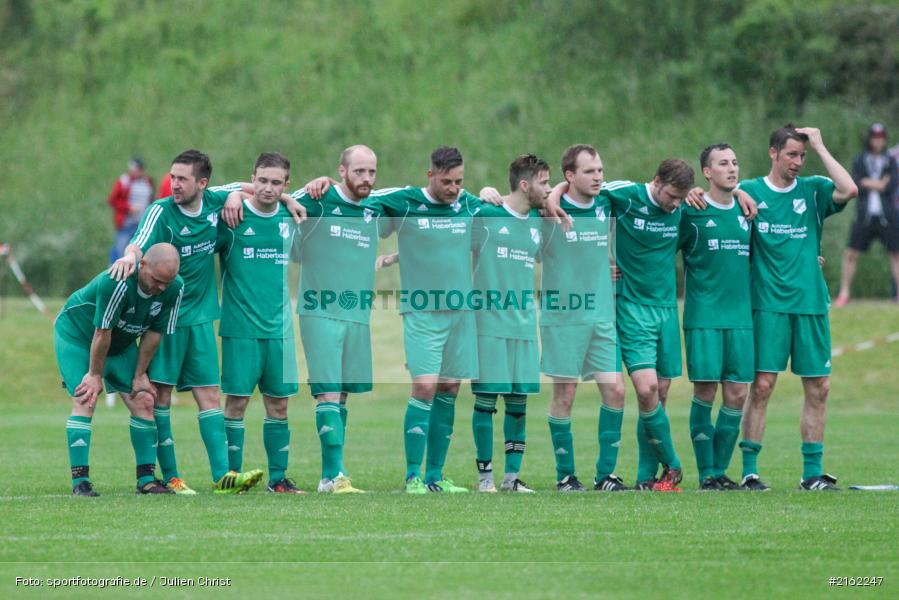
[56,243,184,495]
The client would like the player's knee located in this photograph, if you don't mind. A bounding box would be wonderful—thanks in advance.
[437,381,461,396]
[605,383,625,408]
[412,381,437,400]
[807,378,830,403]
[751,376,775,400]
[634,381,657,402]
[264,397,288,420]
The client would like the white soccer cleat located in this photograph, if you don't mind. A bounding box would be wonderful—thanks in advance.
[317,478,334,493]
[501,473,535,493]
[478,475,497,493]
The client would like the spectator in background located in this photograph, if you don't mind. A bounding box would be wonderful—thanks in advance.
[108,158,154,264]
[157,171,172,199]
[835,123,899,305]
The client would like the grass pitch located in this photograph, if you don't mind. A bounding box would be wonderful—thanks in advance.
[1,298,898,598]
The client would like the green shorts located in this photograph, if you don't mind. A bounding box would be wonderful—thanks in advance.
[54,329,135,396]
[616,297,682,379]
[149,322,220,391]
[299,316,372,396]
[402,310,478,380]
[753,310,831,377]
[221,337,299,398]
[685,328,754,383]
[540,321,621,380]
[471,335,540,395]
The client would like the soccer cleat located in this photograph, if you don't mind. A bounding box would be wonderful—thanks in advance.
[500,476,535,493]
[404,476,428,495]
[800,473,840,491]
[652,467,683,492]
[740,474,770,491]
[213,469,264,494]
[167,477,197,495]
[699,476,725,491]
[332,474,365,494]
[634,478,658,491]
[715,475,741,490]
[267,478,307,494]
[137,479,175,495]
[556,475,587,492]
[72,480,99,497]
[427,478,469,493]
[478,475,497,493]
[318,478,334,493]
[594,474,630,492]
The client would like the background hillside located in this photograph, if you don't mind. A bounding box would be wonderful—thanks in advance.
[1,0,897,296]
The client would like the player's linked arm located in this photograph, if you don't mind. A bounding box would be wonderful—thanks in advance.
[74,329,112,407]
[684,187,757,219]
[221,184,306,227]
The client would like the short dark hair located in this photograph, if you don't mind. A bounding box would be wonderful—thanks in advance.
[561,144,597,176]
[430,146,464,172]
[769,123,808,152]
[699,143,733,169]
[254,152,291,175]
[655,158,694,190]
[508,154,550,193]
[172,149,212,181]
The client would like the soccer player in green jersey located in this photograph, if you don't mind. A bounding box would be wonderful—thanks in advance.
[110,150,265,495]
[679,144,752,490]
[598,160,697,492]
[469,154,551,493]
[308,146,485,493]
[291,145,380,494]
[737,125,857,491]
[56,243,182,495]
[538,146,627,492]
[217,152,306,494]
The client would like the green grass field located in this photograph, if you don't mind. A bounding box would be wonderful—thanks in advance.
[1,297,898,598]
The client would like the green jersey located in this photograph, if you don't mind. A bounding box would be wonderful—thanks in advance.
[368,186,482,313]
[678,195,752,329]
[217,200,297,338]
[602,180,681,307]
[130,184,239,326]
[56,269,184,355]
[540,194,615,325]
[293,186,382,324]
[471,203,541,339]
[740,175,845,315]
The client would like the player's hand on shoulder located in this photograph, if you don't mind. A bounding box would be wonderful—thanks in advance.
[284,194,307,224]
[108,254,136,281]
[735,189,758,220]
[375,252,399,270]
[222,191,248,228]
[479,187,504,205]
[684,187,707,210]
[304,177,332,199]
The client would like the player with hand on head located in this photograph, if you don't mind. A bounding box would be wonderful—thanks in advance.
[56,243,183,495]
[738,125,857,491]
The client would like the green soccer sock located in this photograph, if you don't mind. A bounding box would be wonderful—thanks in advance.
[425,392,456,484]
[503,394,527,475]
[739,439,763,478]
[636,418,660,482]
[548,414,575,481]
[339,399,349,474]
[129,416,158,486]
[197,408,229,482]
[66,415,92,487]
[690,397,715,482]
[224,417,245,473]
[801,441,824,480]
[153,407,179,481]
[595,404,624,481]
[404,398,431,479]
[263,417,290,484]
[713,405,742,478]
[472,394,497,470]
[640,404,681,470]
[316,402,344,480]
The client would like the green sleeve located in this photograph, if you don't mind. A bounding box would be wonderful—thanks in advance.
[290,189,323,218]
[149,280,183,334]
[130,200,165,251]
[367,187,409,217]
[678,214,695,252]
[206,183,241,210]
[471,216,487,251]
[93,276,125,330]
[215,221,232,254]
[811,176,841,220]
